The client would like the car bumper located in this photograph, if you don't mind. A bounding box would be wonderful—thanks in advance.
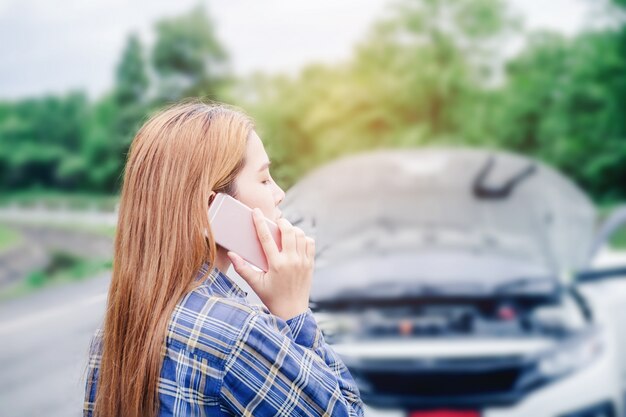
[360,341,623,417]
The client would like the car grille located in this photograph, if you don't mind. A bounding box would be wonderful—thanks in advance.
[347,356,538,408]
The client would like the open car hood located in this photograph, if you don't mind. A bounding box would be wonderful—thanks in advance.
[282,148,596,279]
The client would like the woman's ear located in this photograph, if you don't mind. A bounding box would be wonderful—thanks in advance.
[208,191,217,207]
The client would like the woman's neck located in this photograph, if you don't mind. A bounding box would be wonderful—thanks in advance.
[214,246,232,274]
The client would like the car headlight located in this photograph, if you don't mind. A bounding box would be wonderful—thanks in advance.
[537,328,605,379]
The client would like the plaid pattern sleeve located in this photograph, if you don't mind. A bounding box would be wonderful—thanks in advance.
[220,308,364,416]
[83,328,103,417]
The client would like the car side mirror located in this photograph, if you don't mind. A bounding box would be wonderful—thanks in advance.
[586,205,626,263]
[577,205,626,284]
[576,265,626,284]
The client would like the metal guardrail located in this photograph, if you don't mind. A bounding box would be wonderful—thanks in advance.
[0,204,118,227]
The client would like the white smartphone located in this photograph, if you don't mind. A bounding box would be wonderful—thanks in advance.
[208,193,281,272]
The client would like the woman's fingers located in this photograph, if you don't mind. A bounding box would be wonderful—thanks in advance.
[228,251,263,287]
[278,218,296,255]
[293,227,306,256]
[252,208,313,273]
[243,212,315,321]
[252,208,279,260]
[305,237,315,262]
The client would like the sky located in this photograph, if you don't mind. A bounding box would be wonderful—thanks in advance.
[0,0,600,100]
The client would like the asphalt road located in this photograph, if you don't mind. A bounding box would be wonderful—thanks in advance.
[0,272,110,417]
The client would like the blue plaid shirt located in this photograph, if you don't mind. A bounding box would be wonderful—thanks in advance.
[83,264,363,416]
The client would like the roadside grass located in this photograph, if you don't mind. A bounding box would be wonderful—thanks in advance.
[0,195,116,301]
[0,251,112,302]
[611,229,626,250]
[0,223,22,252]
[609,229,626,250]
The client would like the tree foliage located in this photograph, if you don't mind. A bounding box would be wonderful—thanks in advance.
[0,0,624,202]
[487,28,626,200]
[0,6,229,193]
[152,5,228,101]
[238,0,517,187]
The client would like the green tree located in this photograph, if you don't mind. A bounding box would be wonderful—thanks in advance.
[114,33,149,106]
[488,28,626,201]
[0,5,231,194]
[88,34,151,192]
[0,93,90,190]
[238,0,516,188]
[81,95,125,192]
[112,33,150,147]
[152,5,228,102]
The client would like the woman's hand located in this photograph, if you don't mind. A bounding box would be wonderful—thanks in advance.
[227,208,315,321]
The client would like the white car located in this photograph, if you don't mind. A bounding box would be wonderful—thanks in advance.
[282,148,626,417]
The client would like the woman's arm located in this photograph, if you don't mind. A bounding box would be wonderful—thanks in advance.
[219,309,363,416]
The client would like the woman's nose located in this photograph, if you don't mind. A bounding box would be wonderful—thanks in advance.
[274,183,285,205]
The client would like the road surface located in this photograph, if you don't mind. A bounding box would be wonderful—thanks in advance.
[0,272,110,417]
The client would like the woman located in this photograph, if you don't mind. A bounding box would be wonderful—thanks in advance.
[83,101,364,417]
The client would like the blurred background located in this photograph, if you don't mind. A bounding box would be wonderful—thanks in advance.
[1,0,626,416]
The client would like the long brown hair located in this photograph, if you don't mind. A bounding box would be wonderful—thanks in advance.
[94,101,252,417]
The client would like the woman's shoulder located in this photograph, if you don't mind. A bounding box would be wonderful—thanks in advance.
[165,289,260,357]
[87,327,104,357]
